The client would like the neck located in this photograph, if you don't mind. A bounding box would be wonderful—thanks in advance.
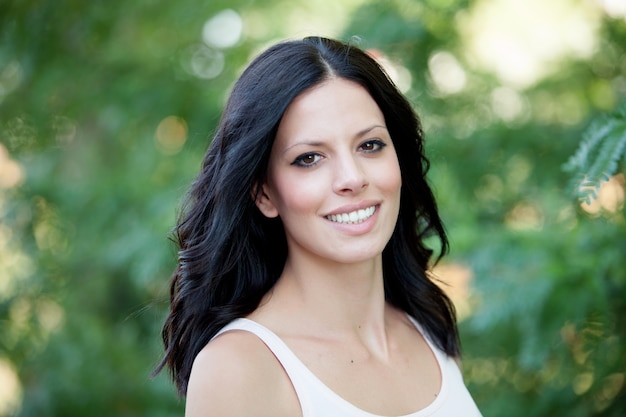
[262,251,389,336]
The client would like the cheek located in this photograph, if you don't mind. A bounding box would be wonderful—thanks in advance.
[270,173,327,216]
[379,158,402,196]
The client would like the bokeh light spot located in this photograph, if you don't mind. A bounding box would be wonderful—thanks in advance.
[0,358,22,416]
[573,372,594,395]
[0,222,34,302]
[597,373,625,409]
[0,144,24,189]
[191,46,224,79]
[202,9,243,49]
[459,0,600,88]
[36,298,65,334]
[431,263,475,321]
[491,86,528,123]
[505,200,544,231]
[181,44,225,80]
[155,116,188,155]
[598,0,626,19]
[428,51,466,95]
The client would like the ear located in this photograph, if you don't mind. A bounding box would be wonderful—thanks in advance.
[252,182,279,218]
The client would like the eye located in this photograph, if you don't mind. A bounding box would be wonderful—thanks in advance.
[292,152,322,167]
[360,140,387,153]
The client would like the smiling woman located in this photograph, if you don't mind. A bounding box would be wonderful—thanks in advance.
[255,78,402,265]
[155,36,482,417]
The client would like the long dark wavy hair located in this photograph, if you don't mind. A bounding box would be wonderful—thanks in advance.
[156,36,459,396]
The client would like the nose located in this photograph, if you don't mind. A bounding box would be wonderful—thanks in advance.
[332,154,369,194]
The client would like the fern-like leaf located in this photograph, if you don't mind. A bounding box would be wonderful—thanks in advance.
[563,102,626,203]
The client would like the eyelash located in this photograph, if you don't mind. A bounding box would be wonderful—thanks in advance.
[292,153,322,167]
[291,140,387,168]
[361,139,387,153]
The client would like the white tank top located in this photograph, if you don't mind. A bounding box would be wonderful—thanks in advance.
[213,317,482,417]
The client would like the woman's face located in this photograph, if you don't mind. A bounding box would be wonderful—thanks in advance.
[255,77,402,266]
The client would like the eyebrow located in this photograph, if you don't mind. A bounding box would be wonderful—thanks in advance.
[281,124,388,154]
[356,124,387,138]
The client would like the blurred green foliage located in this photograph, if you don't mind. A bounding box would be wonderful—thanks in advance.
[1,0,625,416]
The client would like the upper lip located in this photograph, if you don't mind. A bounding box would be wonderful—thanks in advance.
[324,200,380,216]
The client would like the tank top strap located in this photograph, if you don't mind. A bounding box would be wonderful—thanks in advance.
[211,318,315,416]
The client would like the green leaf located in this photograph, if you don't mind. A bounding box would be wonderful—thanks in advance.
[564,102,626,203]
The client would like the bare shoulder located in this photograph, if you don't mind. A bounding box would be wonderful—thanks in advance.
[185,330,300,417]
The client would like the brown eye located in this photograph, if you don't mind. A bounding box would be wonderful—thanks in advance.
[301,154,316,164]
[292,153,322,167]
[360,140,386,153]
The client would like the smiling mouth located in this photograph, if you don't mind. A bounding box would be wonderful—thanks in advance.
[326,206,376,224]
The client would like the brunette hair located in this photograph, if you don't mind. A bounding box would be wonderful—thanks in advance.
[156,36,459,396]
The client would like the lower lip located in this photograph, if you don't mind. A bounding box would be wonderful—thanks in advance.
[325,206,379,235]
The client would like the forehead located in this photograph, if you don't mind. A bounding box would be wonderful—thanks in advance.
[275,78,386,146]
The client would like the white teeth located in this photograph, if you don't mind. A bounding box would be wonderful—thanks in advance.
[327,206,376,224]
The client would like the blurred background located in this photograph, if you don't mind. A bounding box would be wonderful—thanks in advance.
[1,0,625,415]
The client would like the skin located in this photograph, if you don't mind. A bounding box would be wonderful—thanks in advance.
[185,78,442,417]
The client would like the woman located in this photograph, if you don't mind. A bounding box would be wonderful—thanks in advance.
[157,36,481,416]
